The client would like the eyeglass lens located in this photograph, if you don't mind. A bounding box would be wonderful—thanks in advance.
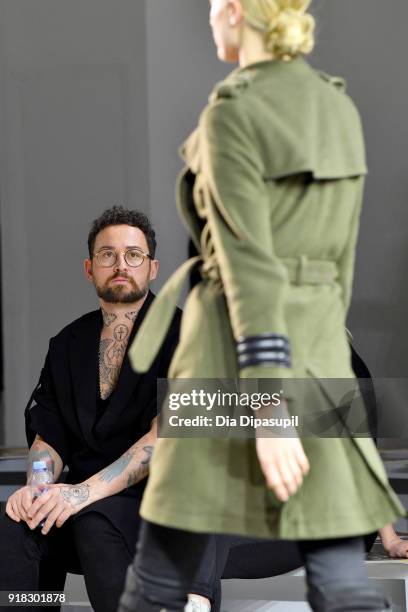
[96,249,145,267]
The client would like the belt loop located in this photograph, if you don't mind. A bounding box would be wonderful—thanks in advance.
[296,255,308,285]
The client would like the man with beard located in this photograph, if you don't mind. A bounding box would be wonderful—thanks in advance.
[0,207,182,612]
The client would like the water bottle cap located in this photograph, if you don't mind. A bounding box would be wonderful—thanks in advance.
[32,460,47,470]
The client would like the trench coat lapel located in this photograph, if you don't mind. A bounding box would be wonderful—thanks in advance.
[177,129,202,252]
[93,291,155,439]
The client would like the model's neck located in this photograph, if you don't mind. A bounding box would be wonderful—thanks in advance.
[100,294,148,329]
[238,27,274,68]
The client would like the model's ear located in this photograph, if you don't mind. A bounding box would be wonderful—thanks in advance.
[227,0,244,26]
[84,259,93,282]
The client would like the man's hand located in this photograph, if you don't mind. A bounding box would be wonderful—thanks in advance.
[26,483,90,534]
[6,486,34,523]
[256,436,310,502]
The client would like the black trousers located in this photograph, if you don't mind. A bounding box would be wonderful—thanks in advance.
[0,510,302,612]
[0,510,138,612]
[119,521,387,612]
[0,506,377,612]
[193,534,303,611]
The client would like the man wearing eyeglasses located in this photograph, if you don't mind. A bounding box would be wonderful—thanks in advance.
[0,206,182,612]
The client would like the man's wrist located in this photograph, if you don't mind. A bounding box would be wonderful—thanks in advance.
[62,482,93,509]
[382,534,401,551]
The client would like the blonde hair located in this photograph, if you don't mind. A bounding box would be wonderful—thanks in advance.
[240,0,315,60]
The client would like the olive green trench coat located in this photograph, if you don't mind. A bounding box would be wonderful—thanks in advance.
[129,57,404,539]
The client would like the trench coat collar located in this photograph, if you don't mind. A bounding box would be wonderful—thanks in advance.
[69,291,155,448]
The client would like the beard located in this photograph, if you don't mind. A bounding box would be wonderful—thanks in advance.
[95,273,149,304]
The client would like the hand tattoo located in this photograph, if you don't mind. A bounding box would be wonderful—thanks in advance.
[61,484,90,506]
[99,452,134,483]
[101,308,117,327]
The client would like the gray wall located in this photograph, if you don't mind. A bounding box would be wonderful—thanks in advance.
[311,0,408,380]
[0,0,150,444]
[145,0,228,283]
[1,0,407,445]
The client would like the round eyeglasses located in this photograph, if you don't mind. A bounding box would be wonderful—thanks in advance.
[93,248,152,268]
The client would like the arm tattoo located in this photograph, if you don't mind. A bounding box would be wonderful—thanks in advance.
[99,452,134,483]
[61,484,90,506]
[141,445,154,465]
[127,469,141,487]
[102,308,117,327]
[127,446,154,487]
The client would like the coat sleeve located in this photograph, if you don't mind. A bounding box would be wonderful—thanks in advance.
[25,343,69,464]
[199,99,293,382]
[337,176,365,313]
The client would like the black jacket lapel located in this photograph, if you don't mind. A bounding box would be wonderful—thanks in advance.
[69,310,102,451]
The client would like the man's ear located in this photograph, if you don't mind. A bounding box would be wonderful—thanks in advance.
[84,259,93,283]
[227,0,244,26]
[149,259,159,282]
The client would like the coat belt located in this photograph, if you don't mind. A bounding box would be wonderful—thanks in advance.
[128,255,338,374]
[283,256,338,285]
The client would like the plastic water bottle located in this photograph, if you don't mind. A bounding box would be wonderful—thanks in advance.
[29,460,54,528]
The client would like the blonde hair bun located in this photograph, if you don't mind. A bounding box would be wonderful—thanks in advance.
[242,0,316,60]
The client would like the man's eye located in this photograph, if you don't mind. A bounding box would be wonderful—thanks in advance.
[101,250,115,259]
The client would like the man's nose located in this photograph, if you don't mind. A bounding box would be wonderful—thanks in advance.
[114,252,128,269]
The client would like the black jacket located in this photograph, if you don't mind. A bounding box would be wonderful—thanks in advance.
[25,291,181,546]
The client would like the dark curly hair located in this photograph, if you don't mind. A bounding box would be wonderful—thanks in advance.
[87,206,157,259]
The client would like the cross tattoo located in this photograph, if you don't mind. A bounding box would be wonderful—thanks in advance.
[114,324,128,341]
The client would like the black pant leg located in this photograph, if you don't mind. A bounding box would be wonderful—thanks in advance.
[119,520,212,612]
[189,535,217,603]
[222,537,302,579]
[0,514,43,591]
[72,511,135,612]
[299,537,390,611]
[208,535,302,612]
[0,513,68,612]
[188,535,303,611]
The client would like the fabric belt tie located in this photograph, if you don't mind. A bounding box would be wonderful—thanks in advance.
[128,256,201,373]
[128,255,337,374]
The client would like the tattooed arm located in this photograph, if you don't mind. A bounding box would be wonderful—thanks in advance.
[26,418,157,534]
[84,416,157,497]
[6,435,63,524]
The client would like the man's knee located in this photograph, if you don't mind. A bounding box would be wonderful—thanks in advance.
[72,511,133,580]
[0,514,35,554]
[71,511,126,553]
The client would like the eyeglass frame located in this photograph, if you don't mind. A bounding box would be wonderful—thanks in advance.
[92,247,153,268]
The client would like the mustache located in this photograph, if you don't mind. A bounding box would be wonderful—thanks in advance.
[102,272,138,290]
[108,272,133,282]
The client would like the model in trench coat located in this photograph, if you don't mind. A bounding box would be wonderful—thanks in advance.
[128,57,404,540]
